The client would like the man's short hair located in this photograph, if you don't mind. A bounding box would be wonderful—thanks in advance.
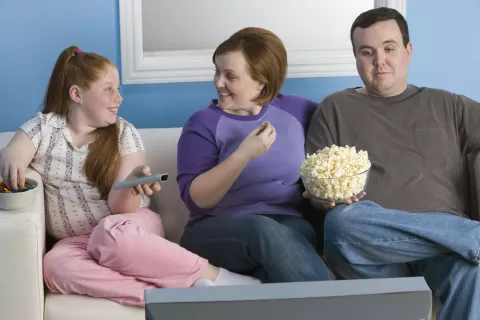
[350,7,410,55]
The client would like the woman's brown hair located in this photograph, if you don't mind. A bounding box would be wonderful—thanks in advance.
[213,27,288,106]
[42,45,119,199]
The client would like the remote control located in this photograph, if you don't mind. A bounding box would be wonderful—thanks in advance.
[113,173,169,190]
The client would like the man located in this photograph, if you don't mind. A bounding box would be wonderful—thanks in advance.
[306,7,480,320]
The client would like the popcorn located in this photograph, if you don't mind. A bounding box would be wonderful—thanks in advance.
[300,145,371,202]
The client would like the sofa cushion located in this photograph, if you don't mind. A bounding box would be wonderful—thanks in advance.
[45,292,144,320]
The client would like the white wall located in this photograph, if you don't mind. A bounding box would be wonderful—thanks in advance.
[141,0,373,52]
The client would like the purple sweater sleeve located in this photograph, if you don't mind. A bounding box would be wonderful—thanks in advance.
[177,108,220,215]
[271,94,318,135]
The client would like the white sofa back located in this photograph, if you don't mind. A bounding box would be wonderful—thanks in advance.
[140,128,189,243]
[0,127,189,244]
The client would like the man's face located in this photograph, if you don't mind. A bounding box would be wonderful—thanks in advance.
[352,19,412,97]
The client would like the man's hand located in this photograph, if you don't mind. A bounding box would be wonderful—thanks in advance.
[303,191,366,210]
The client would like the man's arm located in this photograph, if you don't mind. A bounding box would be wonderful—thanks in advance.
[306,101,336,156]
[456,95,480,154]
[305,100,337,211]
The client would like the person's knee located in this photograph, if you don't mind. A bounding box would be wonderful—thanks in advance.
[284,218,317,242]
[88,217,114,254]
[87,216,134,267]
[245,215,309,247]
[44,247,62,279]
[43,247,75,291]
[239,215,286,236]
[248,215,283,234]
[324,211,348,236]
[324,202,369,240]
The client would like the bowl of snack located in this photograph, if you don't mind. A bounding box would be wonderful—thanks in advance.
[300,145,371,203]
[0,178,38,211]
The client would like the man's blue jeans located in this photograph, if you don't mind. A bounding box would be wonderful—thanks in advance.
[180,214,333,283]
[324,200,480,320]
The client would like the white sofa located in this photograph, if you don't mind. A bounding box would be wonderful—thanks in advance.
[3,126,475,320]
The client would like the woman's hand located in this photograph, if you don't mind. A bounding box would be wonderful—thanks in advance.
[235,121,276,161]
[123,165,161,196]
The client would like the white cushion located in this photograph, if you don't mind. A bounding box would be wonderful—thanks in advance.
[45,292,144,320]
[141,128,190,243]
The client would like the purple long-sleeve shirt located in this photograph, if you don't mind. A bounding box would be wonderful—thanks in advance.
[177,93,318,220]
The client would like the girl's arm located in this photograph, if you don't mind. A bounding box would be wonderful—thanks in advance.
[0,130,36,190]
[108,150,158,214]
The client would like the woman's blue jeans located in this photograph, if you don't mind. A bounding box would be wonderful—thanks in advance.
[180,214,333,283]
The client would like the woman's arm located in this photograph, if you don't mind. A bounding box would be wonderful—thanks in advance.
[189,150,250,209]
[180,121,276,209]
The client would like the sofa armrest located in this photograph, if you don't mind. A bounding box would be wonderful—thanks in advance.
[0,168,46,320]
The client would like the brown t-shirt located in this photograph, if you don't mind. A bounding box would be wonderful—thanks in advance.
[306,85,480,218]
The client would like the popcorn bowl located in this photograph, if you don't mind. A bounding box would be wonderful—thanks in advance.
[301,168,370,203]
[0,178,39,211]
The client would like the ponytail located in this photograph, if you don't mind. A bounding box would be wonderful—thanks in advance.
[42,46,120,198]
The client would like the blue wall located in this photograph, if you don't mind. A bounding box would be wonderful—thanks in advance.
[0,1,478,131]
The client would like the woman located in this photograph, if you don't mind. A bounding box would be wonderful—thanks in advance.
[177,28,332,283]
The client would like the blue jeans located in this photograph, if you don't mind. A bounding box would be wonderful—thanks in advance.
[180,214,333,283]
[324,200,480,320]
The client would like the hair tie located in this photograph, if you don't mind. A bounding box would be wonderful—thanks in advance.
[74,48,83,55]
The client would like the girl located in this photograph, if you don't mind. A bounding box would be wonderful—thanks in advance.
[0,46,259,306]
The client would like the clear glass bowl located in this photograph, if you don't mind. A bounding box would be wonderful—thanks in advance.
[301,168,370,203]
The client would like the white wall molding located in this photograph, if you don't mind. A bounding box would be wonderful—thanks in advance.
[374,0,407,17]
[119,0,407,84]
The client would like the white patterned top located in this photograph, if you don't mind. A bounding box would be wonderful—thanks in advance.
[21,112,149,240]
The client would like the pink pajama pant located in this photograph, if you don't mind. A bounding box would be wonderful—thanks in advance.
[43,208,209,306]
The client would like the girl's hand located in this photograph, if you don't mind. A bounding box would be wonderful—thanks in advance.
[124,165,161,196]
